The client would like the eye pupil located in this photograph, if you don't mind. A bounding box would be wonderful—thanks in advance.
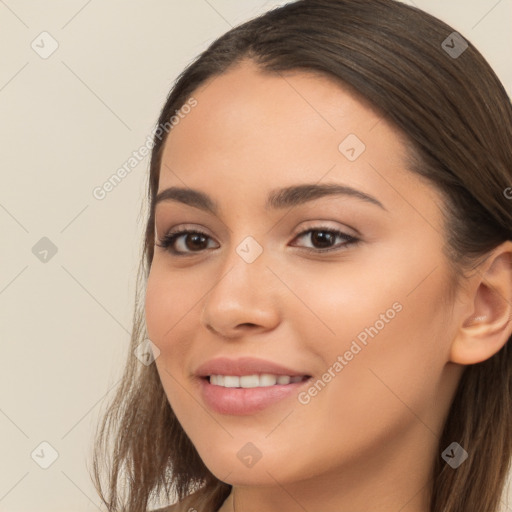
[187,234,207,250]
[311,231,335,248]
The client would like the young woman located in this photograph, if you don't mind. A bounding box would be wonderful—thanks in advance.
[91,1,512,511]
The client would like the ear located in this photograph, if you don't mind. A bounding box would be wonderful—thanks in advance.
[450,241,512,365]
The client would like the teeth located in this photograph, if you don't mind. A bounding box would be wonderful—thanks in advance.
[208,374,306,388]
[223,375,240,388]
[260,374,277,386]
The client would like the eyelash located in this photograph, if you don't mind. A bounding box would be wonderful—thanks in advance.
[155,226,360,256]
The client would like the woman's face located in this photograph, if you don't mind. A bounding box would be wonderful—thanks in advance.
[145,60,465,489]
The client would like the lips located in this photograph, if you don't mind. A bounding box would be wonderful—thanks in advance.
[194,357,311,416]
[194,356,310,378]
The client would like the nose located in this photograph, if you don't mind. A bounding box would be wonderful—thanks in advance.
[200,247,281,339]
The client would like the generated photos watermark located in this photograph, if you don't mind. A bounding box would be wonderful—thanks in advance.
[298,301,403,405]
[92,97,198,201]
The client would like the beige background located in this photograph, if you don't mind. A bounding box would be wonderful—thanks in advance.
[0,1,511,511]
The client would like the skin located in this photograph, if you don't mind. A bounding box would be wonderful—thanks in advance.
[145,59,512,512]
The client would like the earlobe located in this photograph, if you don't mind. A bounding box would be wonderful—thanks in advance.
[450,242,512,366]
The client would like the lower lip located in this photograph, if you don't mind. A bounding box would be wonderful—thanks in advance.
[198,377,311,415]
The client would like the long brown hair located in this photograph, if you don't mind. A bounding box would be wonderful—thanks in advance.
[90,1,512,510]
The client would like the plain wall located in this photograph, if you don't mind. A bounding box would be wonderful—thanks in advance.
[1,1,511,510]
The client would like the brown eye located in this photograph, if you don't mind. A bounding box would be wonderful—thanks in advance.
[291,227,359,253]
[156,230,218,255]
[183,233,208,251]
[310,230,337,248]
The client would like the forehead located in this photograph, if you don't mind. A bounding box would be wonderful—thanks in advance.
[163,59,389,159]
[158,59,429,212]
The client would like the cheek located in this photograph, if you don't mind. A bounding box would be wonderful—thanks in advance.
[144,262,199,349]
[144,263,207,400]
[144,273,170,349]
[274,282,451,481]
[309,265,453,436]
[268,258,404,352]
[144,269,194,420]
[286,251,452,424]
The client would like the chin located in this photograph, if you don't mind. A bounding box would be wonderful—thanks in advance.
[195,441,309,486]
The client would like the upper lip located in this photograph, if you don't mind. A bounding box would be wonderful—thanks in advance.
[194,357,310,378]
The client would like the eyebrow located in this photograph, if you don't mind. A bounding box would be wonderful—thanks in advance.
[154,183,386,213]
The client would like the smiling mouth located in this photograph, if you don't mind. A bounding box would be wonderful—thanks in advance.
[204,374,311,388]
[199,371,313,415]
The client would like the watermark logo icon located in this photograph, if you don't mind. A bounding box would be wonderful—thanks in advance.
[32,237,58,263]
[236,236,263,264]
[31,441,59,469]
[441,32,468,59]
[441,442,468,469]
[31,32,59,59]
[339,134,366,162]
[134,338,160,366]
[237,442,262,468]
